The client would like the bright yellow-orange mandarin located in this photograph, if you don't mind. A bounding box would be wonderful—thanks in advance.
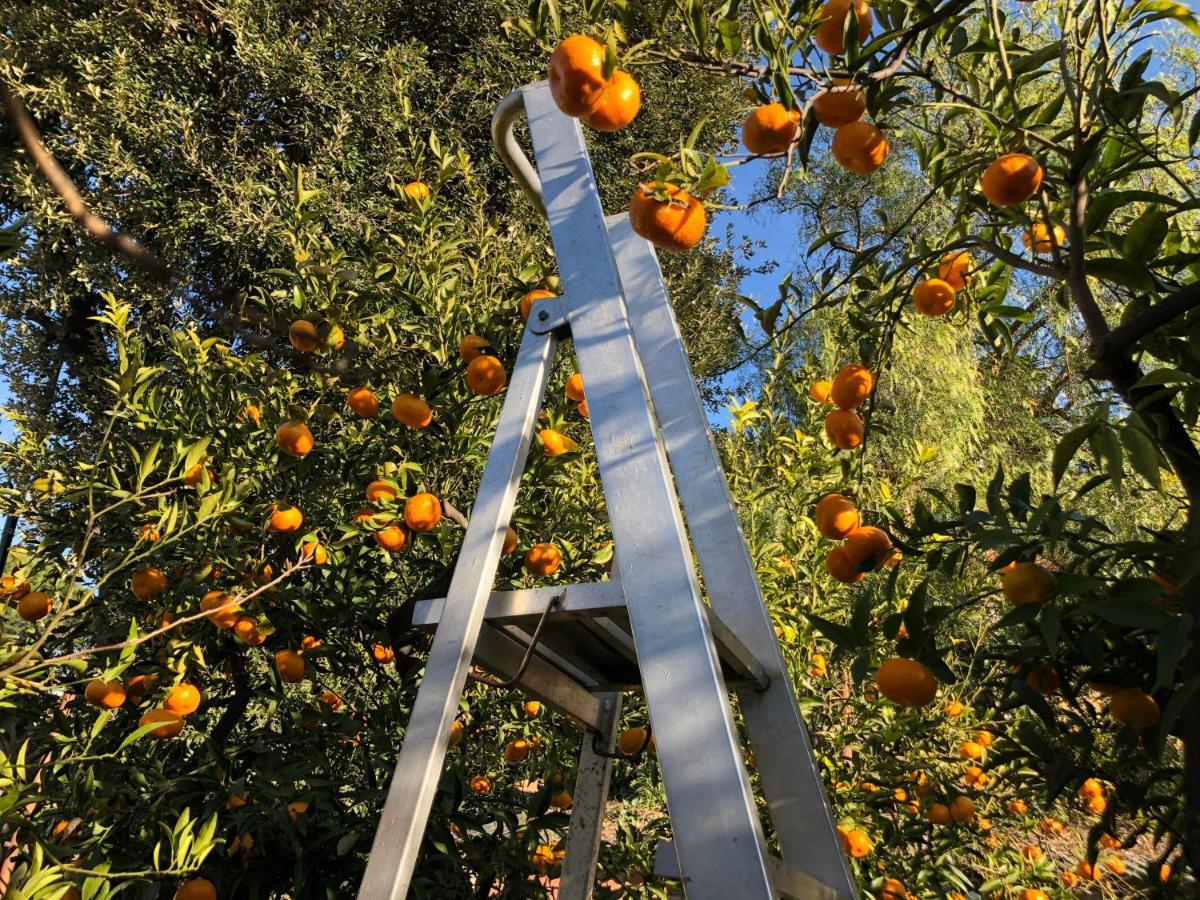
[809,379,833,403]
[831,122,888,175]
[824,409,864,450]
[617,727,654,755]
[131,567,168,600]
[565,373,585,402]
[927,802,951,825]
[165,683,201,716]
[950,794,975,823]
[826,545,864,584]
[844,525,895,570]
[937,251,974,291]
[812,80,866,128]
[913,278,956,317]
[525,542,562,577]
[391,394,432,429]
[268,503,303,533]
[582,69,642,132]
[275,649,306,683]
[140,708,184,739]
[520,289,556,321]
[815,492,860,540]
[276,421,314,458]
[503,525,519,555]
[505,738,531,763]
[814,0,874,55]
[541,428,579,456]
[302,541,327,564]
[458,334,490,362]
[466,355,507,396]
[1001,562,1057,605]
[742,103,800,155]
[831,363,874,409]
[629,184,707,253]
[981,153,1043,206]
[547,35,608,117]
[879,877,907,900]
[875,657,938,708]
[403,181,430,202]
[365,480,398,503]
[374,524,410,553]
[404,492,441,532]
[84,679,126,709]
[201,590,240,628]
[1023,222,1066,254]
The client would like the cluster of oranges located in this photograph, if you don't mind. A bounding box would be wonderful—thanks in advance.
[810,363,874,451]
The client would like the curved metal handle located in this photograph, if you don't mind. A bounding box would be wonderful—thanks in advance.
[492,89,546,217]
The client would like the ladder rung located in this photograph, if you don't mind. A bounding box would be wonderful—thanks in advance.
[411,581,624,627]
[652,840,842,900]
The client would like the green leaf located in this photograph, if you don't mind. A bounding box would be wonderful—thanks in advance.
[1155,615,1193,691]
[1120,420,1162,490]
[1051,422,1096,489]
[1122,208,1169,263]
[1084,598,1171,629]
[1085,257,1155,291]
[803,613,860,651]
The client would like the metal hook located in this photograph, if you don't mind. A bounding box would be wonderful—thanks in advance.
[491,89,546,217]
[590,722,653,761]
[467,591,562,689]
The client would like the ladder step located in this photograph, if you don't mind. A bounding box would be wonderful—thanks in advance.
[652,840,842,900]
[412,582,769,692]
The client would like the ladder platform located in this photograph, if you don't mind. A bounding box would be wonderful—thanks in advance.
[411,581,769,695]
[653,840,842,900]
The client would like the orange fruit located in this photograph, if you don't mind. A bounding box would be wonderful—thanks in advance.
[1061,870,1079,887]
[403,181,430,202]
[1018,890,1047,900]
[391,394,432,429]
[183,462,213,487]
[84,679,126,709]
[809,380,833,403]
[964,765,988,788]
[617,726,655,755]
[372,643,395,664]
[320,690,343,710]
[937,252,974,291]
[524,700,542,718]
[824,409,864,450]
[525,542,562,577]
[174,878,217,900]
[840,828,871,857]
[1007,798,1028,814]
[300,634,323,651]
[288,319,320,352]
[459,334,490,362]
[1110,687,1159,729]
[742,103,801,155]
[140,708,184,739]
[549,788,573,810]
[1022,222,1066,254]
[287,800,310,821]
[565,373,585,403]
[503,525,519,555]
[404,493,441,532]
[165,683,202,716]
[825,545,862,583]
[17,591,52,621]
[831,122,888,175]
[447,720,464,749]
[927,802,951,825]
[975,730,994,746]
[200,591,240,628]
[275,421,314,458]
[470,775,493,793]
[541,428,579,456]
[875,657,938,708]
[815,493,862,541]
[374,525,410,553]
[1001,562,1056,605]
[582,69,642,132]
[504,738,531,763]
[131,567,168,600]
[301,541,327,564]
[629,183,707,252]
[913,278,956,317]
[959,740,984,761]
[879,877,906,900]
[950,794,975,823]
[365,480,399,504]
[812,80,866,128]
[1074,860,1098,881]
[0,575,30,598]
[945,700,965,717]
[275,650,306,683]
[814,0,874,55]
[548,35,608,117]
[124,673,158,704]
[268,503,303,533]
[844,526,894,570]
[831,363,874,409]
[233,616,264,645]
[981,153,1043,206]
[520,289,556,321]
[576,398,589,419]
[1024,662,1060,694]
[1078,777,1104,798]
[466,355,507,396]
[347,386,380,418]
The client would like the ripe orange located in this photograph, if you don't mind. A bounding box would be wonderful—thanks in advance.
[17,591,52,621]
[1074,860,1098,881]
[321,322,345,349]
[183,462,213,486]
[520,289,556,321]
[937,252,974,291]
[825,547,863,583]
[1001,562,1056,605]
[403,181,430,202]
[945,700,965,717]
[981,153,1043,206]
[301,541,327,564]
[365,480,399,504]
[576,398,589,419]
[524,700,542,718]
[391,394,433,429]
[503,525,519,555]
[1024,662,1060,694]
[372,643,395,664]
[565,373,585,402]
[447,720,464,749]
[548,35,608,117]
[831,363,874,409]
[838,827,871,857]
[321,690,343,710]
[300,634,323,651]
[975,730,994,746]
[458,334,490,362]
[879,877,906,900]
[504,738,531,763]
[174,878,217,900]
[233,616,264,645]
[268,503,303,533]
[125,673,158,703]
[404,492,441,532]
[275,649,306,683]
[131,567,168,600]
[1110,687,1159,729]
[927,802,951,825]
[959,740,984,761]
[742,103,801,155]
[0,574,30,598]
[525,542,562,577]
[812,80,866,128]
[549,788,573,810]
[165,683,201,716]
[541,428,579,456]
[1007,798,1028,815]
[844,526,894,570]
[814,0,874,55]
[809,380,833,403]
[470,775,493,793]
[84,679,126,709]
[950,794,975,823]
[875,657,938,708]
[374,524,410,553]
[201,591,240,628]
[617,726,654,755]
[824,409,864,450]
[140,708,184,739]
[1022,222,1066,254]
[583,69,641,132]
[629,183,707,253]
[288,319,320,352]
[287,800,310,821]
[1078,777,1104,798]
[831,122,888,175]
[466,355,507,396]
[815,493,860,539]
[913,278,956,317]
[1018,889,1047,900]
[347,386,380,418]
[275,421,314,458]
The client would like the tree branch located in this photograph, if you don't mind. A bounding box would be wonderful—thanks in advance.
[1,81,172,283]
[1090,281,1200,365]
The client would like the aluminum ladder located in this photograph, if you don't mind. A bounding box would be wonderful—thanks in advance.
[357,81,857,900]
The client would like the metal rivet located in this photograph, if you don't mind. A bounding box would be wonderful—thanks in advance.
[537,309,549,321]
